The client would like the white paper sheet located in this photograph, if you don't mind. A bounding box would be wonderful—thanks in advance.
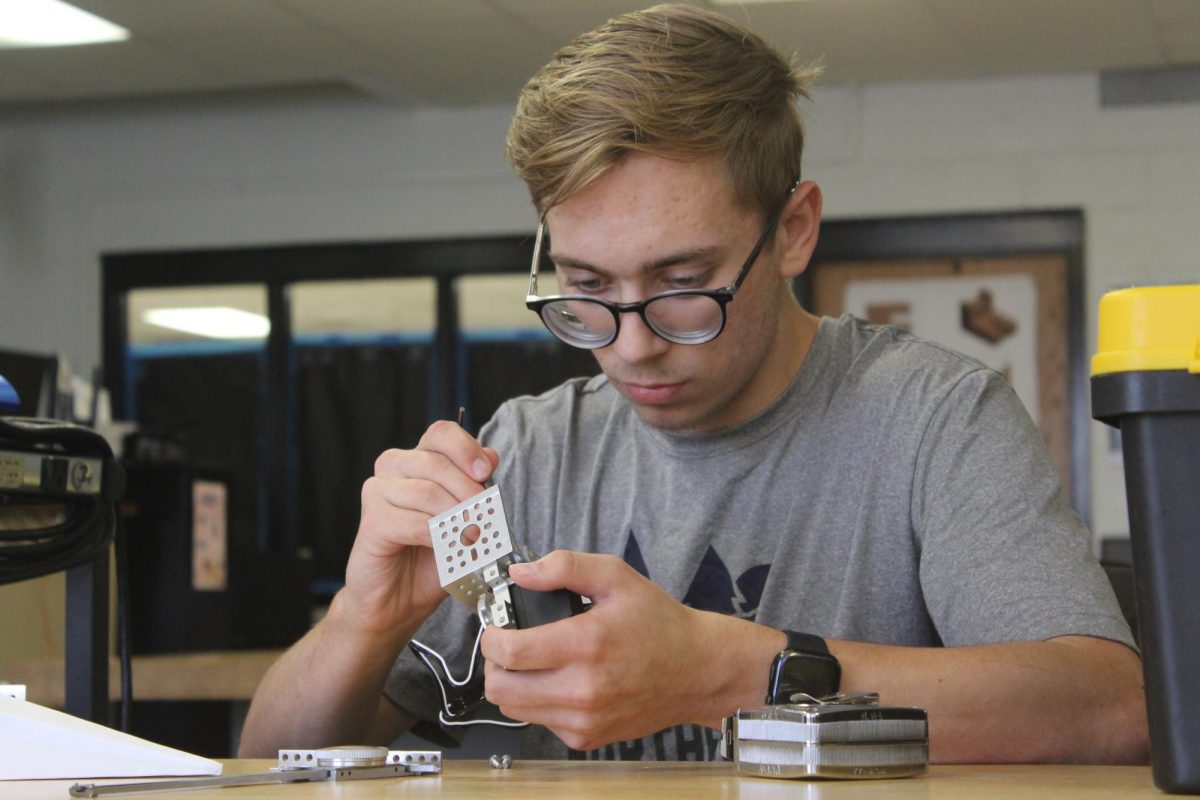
[0,694,222,780]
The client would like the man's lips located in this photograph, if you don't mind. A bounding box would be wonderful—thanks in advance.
[618,380,685,405]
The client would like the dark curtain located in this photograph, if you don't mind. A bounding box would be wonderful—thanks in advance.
[465,338,600,431]
[133,352,263,552]
[294,343,431,592]
[130,339,596,600]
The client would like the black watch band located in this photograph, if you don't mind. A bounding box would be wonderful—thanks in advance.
[783,630,831,657]
[766,629,841,704]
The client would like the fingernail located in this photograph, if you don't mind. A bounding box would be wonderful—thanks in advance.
[472,459,490,481]
[510,561,538,576]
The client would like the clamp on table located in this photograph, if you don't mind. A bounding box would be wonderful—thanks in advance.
[720,692,928,780]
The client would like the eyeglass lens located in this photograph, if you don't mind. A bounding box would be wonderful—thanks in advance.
[539,294,725,348]
[535,230,730,348]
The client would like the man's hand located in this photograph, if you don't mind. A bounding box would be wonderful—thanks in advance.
[343,420,501,635]
[475,550,1149,763]
[479,550,782,752]
[238,420,500,756]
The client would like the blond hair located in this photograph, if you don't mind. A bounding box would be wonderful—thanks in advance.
[506,3,820,217]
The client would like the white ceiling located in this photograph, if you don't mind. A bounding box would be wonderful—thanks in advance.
[2,0,1199,109]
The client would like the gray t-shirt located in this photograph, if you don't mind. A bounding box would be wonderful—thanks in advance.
[384,315,1132,760]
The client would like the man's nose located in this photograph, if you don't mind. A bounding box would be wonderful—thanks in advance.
[608,308,671,363]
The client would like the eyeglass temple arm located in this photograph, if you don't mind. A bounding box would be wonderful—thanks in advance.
[728,180,801,293]
[728,211,783,293]
[527,221,546,299]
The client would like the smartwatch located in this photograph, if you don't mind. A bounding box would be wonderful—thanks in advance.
[766,630,841,704]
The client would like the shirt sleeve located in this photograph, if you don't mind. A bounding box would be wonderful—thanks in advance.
[911,369,1134,650]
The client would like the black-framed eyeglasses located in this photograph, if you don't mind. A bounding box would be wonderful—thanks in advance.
[525,182,798,350]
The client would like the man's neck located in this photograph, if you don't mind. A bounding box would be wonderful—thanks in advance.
[765,302,821,407]
[683,300,820,434]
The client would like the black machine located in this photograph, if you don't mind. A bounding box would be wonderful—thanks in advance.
[0,413,126,725]
[120,460,312,654]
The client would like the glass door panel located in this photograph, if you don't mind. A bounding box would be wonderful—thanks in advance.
[289,278,436,596]
[126,285,268,553]
[456,273,599,433]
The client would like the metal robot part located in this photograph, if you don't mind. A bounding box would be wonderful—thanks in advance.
[68,747,441,797]
[428,485,517,612]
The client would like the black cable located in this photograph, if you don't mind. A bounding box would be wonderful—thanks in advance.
[409,618,529,731]
[0,497,111,585]
[0,494,129,727]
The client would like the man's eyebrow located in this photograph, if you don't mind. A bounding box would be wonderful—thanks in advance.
[547,246,725,276]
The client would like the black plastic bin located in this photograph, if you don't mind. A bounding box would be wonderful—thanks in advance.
[1091,285,1200,794]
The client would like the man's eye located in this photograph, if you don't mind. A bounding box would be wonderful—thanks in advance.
[665,274,705,290]
[564,276,606,293]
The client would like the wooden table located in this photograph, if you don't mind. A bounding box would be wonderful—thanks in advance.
[0,760,1164,799]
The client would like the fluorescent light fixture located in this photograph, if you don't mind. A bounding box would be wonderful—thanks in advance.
[0,0,129,48]
[143,307,271,340]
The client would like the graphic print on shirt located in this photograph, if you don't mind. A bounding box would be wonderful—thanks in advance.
[623,530,770,618]
[568,531,770,761]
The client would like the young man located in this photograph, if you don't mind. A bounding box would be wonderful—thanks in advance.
[240,4,1147,762]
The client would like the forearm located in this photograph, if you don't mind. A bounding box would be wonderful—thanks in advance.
[688,611,786,728]
[691,611,1147,764]
[834,635,1148,763]
[237,590,420,756]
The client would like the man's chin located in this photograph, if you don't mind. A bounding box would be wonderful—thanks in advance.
[625,396,718,433]
[610,376,724,431]
[631,409,693,432]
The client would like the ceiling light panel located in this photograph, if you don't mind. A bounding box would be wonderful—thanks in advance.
[0,0,129,48]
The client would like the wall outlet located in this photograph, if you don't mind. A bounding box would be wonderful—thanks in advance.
[0,684,26,701]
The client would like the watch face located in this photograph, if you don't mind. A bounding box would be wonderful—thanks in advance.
[770,650,841,703]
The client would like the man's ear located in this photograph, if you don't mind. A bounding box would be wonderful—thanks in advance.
[776,181,822,280]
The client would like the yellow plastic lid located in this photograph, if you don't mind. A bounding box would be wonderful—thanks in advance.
[1092,285,1200,376]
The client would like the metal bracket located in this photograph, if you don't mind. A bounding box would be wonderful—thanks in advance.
[276,746,441,773]
[68,747,441,797]
[427,486,518,622]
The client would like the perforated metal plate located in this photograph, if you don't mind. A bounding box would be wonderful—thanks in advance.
[427,486,515,608]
